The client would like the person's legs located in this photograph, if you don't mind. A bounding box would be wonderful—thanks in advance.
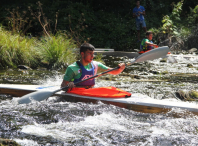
[137,30,140,41]
[143,27,147,32]
[142,20,147,32]
[136,21,141,41]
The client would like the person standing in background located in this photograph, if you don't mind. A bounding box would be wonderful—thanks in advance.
[133,0,147,42]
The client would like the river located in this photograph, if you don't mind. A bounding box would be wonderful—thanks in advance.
[0,54,198,145]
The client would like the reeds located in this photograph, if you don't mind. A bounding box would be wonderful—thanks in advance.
[0,26,77,69]
[0,26,39,68]
[37,32,77,68]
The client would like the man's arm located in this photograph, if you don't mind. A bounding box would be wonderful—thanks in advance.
[133,8,138,18]
[145,41,158,47]
[61,80,75,89]
[138,10,145,16]
[61,67,75,89]
[96,62,125,75]
[133,12,138,17]
[107,63,125,75]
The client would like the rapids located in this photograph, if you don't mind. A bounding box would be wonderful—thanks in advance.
[0,54,198,145]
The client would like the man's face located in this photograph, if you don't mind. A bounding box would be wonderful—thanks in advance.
[136,1,140,7]
[148,34,153,40]
[81,49,94,63]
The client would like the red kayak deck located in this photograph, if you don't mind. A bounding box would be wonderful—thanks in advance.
[67,86,131,98]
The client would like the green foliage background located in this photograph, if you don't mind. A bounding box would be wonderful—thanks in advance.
[0,0,197,50]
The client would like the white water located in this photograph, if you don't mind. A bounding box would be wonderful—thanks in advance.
[1,54,198,145]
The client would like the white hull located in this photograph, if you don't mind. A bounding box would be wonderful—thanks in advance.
[0,84,198,115]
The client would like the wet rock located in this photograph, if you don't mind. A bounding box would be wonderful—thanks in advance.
[134,75,141,79]
[189,90,198,99]
[0,138,20,146]
[160,58,167,62]
[161,71,169,75]
[149,70,159,74]
[0,94,12,100]
[158,33,185,51]
[17,65,32,70]
[175,90,187,100]
[189,48,197,53]
[187,63,193,68]
[139,72,149,75]
[175,90,198,101]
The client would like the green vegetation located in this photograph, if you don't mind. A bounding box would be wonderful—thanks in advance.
[36,32,77,68]
[1,0,197,50]
[150,1,198,43]
[0,0,198,68]
[189,90,198,99]
[0,26,77,69]
[0,26,39,68]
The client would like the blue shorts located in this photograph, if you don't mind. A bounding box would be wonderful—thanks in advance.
[136,20,146,30]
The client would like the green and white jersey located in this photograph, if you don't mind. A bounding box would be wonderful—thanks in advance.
[140,38,153,51]
[63,61,109,82]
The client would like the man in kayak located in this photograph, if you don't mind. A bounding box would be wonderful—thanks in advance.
[61,43,125,89]
[133,0,146,42]
[139,31,158,53]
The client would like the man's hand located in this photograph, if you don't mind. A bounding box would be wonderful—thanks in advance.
[153,44,158,48]
[118,63,125,71]
[61,81,75,90]
[67,82,75,88]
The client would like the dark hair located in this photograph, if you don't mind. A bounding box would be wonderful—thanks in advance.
[146,31,153,36]
[80,43,95,53]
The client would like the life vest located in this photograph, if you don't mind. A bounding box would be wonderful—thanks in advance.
[73,61,95,86]
[140,39,154,51]
[67,86,131,98]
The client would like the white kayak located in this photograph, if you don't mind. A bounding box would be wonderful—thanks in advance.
[0,84,198,115]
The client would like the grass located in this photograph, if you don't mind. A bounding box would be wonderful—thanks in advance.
[0,26,78,69]
[0,26,39,68]
[36,32,77,69]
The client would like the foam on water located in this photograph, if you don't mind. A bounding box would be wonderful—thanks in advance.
[1,90,198,145]
[149,54,198,74]
[17,105,198,145]
[14,139,40,146]
[2,54,198,145]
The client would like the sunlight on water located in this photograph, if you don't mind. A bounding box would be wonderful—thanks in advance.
[149,54,198,74]
[1,54,198,145]
[6,101,198,145]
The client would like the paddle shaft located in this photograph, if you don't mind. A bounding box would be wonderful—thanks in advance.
[18,46,169,104]
[57,46,170,93]
[56,66,121,93]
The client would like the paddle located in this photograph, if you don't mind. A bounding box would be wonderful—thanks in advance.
[17,46,170,104]
[135,45,177,63]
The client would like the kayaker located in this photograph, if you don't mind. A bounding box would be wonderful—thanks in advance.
[139,31,158,53]
[61,43,125,89]
[133,0,147,42]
